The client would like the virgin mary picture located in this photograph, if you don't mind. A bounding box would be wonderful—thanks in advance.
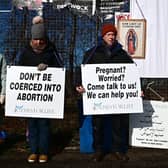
[118,19,146,59]
[126,29,137,55]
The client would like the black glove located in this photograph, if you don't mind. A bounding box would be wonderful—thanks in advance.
[37,63,48,71]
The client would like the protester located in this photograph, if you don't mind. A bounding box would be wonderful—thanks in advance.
[17,16,63,163]
[0,54,6,105]
[76,23,134,162]
[0,54,6,144]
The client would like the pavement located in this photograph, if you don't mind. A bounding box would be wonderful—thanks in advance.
[1,134,168,168]
[1,148,168,168]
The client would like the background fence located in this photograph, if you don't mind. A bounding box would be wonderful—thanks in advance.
[0,0,167,131]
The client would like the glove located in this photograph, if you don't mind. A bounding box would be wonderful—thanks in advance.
[0,95,5,105]
[37,63,48,71]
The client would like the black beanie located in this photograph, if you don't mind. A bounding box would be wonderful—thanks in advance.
[31,23,47,39]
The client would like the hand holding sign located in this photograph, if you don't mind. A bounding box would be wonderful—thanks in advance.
[76,85,85,94]
[37,63,48,71]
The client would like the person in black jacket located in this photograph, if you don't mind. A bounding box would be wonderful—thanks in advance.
[76,23,134,162]
[18,16,63,163]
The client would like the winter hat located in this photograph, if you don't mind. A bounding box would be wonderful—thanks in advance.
[31,16,47,39]
[101,23,117,37]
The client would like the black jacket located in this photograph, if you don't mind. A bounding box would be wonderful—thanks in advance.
[18,41,63,67]
[76,40,134,86]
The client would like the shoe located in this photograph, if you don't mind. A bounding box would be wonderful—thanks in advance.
[39,154,48,163]
[120,153,129,161]
[27,154,38,163]
[110,153,120,161]
[0,138,4,144]
[114,152,129,161]
[92,152,104,162]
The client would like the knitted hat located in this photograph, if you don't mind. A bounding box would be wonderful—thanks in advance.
[101,23,117,37]
[31,23,47,39]
[31,16,47,39]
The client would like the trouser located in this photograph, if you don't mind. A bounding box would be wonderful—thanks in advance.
[0,104,4,126]
[92,114,129,153]
[28,118,50,154]
[92,115,105,152]
[111,114,129,153]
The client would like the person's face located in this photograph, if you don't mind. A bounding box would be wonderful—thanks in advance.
[31,39,46,49]
[103,31,116,46]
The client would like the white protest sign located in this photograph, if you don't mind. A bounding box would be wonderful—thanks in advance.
[81,63,143,115]
[5,66,65,119]
[130,100,168,149]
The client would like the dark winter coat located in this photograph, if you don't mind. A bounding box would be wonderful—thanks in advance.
[76,40,134,86]
[18,41,63,67]
[83,40,133,64]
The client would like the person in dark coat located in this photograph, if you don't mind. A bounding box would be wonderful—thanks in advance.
[18,16,63,163]
[76,23,134,162]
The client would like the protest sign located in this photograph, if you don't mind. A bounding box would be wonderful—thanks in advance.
[81,63,143,115]
[114,12,130,26]
[130,100,168,149]
[5,66,65,119]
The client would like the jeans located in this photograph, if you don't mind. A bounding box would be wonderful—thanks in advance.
[28,118,50,154]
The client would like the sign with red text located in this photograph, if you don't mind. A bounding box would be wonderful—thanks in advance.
[81,63,143,115]
[130,100,168,149]
[115,12,130,26]
[5,66,65,119]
